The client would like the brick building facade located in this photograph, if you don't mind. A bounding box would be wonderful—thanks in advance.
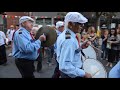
[5,12,29,29]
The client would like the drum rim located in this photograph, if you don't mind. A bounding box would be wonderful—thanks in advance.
[82,45,97,59]
[83,58,107,78]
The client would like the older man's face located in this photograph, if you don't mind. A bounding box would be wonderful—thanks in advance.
[23,20,34,31]
[68,22,83,33]
[58,26,64,32]
[31,29,37,35]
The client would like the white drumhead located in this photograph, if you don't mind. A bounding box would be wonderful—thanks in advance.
[83,58,107,78]
[82,45,97,60]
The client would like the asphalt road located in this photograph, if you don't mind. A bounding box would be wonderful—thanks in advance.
[0,47,56,78]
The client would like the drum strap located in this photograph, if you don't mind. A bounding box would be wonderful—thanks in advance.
[76,35,86,60]
[81,50,86,58]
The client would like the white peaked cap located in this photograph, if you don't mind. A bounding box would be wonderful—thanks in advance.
[19,16,34,24]
[56,21,64,29]
[64,12,88,24]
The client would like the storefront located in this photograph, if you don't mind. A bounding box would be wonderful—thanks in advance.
[0,15,7,33]
[35,16,64,26]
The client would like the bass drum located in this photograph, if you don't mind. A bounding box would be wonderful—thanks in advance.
[81,45,97,61]
[83,58,107,78]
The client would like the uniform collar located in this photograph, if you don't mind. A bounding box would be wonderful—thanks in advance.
[57,30,62,34]
[65,28,76,38]
[20,27,30,34]
[10,29,14,31]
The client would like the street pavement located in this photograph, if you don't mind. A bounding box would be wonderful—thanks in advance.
[0,46,118,78]
[0,47,56,78]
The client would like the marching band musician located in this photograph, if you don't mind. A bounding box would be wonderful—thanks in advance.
[57,12,92,78]
[0,30,7,65]
[109,60,120,78]
[12,16,46,78]
[52,21,64,78]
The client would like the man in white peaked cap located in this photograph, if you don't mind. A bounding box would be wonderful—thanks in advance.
[57,12,92,78]
[52,21,64,78]
[12,16,46,78]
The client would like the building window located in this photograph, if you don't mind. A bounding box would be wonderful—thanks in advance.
[0,15,3,24]
[45,18,51,25]
[36,18,43,25]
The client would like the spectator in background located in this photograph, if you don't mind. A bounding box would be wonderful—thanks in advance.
[106,28,118,67]
[87,26,98,47]
[31,27,43,72]
[108,25,120,78]
[101,29,109,60]
[6,25,15,57]
[115,25,120,62]
[12,24,20,41]
[15,24,19,31]
[0,30,7,65]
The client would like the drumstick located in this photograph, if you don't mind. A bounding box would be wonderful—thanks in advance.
[82,56,89,62]
[92,69,100,78]
[82,40,103,53]
[89,44,103,53]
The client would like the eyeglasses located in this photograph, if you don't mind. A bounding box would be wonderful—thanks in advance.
[73,22,84,27]
[27,20,34,25]
[60,26,64,28]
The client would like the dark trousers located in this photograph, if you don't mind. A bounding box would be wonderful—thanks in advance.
[52,61,60,78]
[45,48,52,63]
[15,58,35,78]
[60,71,83,78]
[0,44,7,65]
[101,44,108,59]
[36,52,42,72]
[60,71,71,78]
[108,49,117,63]
[52,53,60,78]
[8,41,12,45]
[50,46,54,59]
[116,50,120,61]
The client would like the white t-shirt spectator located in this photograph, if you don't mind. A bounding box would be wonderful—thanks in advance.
[0,31,6,46]
[6,29,15,41]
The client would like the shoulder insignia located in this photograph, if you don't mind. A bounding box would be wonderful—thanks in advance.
[65,31,71,39]
[18,30,22,34]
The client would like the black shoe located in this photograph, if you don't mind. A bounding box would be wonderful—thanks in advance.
[0,61,7,65]
[37,69,43,73]
[37,68,42,72]
[1,63,8,66]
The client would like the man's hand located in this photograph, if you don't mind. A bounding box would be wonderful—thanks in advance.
[84,72,92,78]
[39,34,46,42]
[81,41,91,49]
